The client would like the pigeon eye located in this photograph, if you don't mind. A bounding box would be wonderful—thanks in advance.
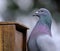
[38,10,44,12]
[41,10,44,12]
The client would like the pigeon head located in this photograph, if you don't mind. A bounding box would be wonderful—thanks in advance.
[33,8,52,29]
[33,8,51,18]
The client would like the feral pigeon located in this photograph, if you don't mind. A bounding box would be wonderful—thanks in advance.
[27,8,56,51]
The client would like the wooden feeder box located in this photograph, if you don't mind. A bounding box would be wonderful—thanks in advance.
[0,22,28,51]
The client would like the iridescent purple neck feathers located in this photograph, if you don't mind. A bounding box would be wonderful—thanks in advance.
[30,20,51,38]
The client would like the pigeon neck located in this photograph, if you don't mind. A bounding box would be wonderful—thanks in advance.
[38,17,51,30]
[37,19,51,36]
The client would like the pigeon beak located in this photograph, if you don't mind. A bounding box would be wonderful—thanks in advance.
[35,11,39,14]
[33,11,39,17]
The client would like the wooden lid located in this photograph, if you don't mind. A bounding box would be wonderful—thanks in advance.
[0,22,29,30]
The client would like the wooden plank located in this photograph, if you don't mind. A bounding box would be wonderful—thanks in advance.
[0,26,3,51]
[3,25,15,51]
[0,22,28,29]
[15,30,23,51]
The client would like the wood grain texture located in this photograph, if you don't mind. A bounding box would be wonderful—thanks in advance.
[0,26,3,51]
[0,25,15,51]
[0,22,28,51]
[15,30,23,51]
[3,25,15,51]
[0,22,28,29]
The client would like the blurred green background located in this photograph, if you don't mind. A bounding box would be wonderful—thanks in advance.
[0,0,60,22]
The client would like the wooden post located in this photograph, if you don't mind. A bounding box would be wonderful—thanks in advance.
[0,22,28,51]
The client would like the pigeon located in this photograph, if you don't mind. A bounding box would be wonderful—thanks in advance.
[27,8,57,51]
